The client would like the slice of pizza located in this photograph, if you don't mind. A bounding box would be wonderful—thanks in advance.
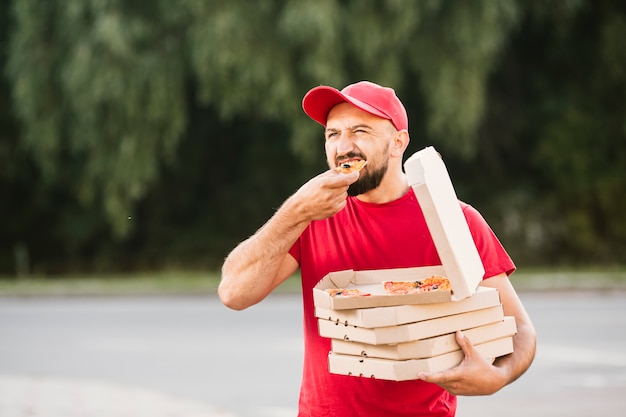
[383,276,451,295]
[326,288,371,297]
[418,276,451,292]
[336,160,367,174]
[383,281,420,295]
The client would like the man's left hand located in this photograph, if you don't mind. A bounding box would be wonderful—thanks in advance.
[417,330,507,396]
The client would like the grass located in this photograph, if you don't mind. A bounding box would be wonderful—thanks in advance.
[0,270,304,297]
[1,268,625,297]
[510,268,626,291]
[0,271,223,297]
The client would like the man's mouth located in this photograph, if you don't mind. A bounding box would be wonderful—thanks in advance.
[336,160,368,174]
[336,156,366,167]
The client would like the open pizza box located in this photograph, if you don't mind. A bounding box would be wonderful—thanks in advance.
[313,146,485,310]
[313,265,453,310]
[315,286,501,328]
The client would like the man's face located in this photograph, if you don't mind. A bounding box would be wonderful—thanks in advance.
[324,103,396,196]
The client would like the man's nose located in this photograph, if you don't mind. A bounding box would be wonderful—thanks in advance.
[335,131,356,155]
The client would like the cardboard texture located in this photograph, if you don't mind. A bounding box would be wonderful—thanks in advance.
[328,336,514,381]
[318,305,504,345]
[315,286,500,328]
[404,146,485,300]
[313,266,452,310]
[331,316,517,360]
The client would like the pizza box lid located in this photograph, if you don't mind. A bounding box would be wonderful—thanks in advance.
[315,286,500,328]
[313,265,452,310]
[404,146,485,300]
[318,304,504,345]
[328,336,514,381]
[331,316,517,360]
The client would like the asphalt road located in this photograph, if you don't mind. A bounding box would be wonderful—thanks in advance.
[1,290,625,417]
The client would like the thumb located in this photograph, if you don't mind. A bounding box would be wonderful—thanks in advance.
[456,330,476,357]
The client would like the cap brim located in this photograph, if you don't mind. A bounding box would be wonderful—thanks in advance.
[302,86,391,127]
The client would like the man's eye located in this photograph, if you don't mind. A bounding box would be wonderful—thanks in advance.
[326,132,338,140]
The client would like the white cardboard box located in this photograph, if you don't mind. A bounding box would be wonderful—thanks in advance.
[313,266,452,310]
[328,336,514,381]
[315,286,500,328]
[318,305,504,345]
[331,316,517,360]
[404,146,485,300]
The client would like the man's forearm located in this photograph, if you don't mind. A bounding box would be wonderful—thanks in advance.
[493,320,537,388]
[219,170,358,310]
[218,197,308,310]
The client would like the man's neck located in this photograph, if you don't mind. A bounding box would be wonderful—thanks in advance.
[356,171,410,204]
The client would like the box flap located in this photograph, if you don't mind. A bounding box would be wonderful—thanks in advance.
[404,147,485,300]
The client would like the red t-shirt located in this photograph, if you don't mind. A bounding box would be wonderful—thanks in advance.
[289,188,515,417]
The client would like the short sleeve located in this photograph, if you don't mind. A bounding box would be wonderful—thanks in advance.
[461,203,516,279]
[288,236,301,264]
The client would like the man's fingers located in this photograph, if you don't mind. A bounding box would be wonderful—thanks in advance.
[418,332,474,385]
[326,169,360,187]
[456,330,476,358]
[417,366,460,386]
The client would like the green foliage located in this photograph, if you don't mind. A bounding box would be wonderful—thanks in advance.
[406,1,521,157]
[1,0,625,273]
[7,0,187,237]
[459,0,626,265]
[6,0,523,239]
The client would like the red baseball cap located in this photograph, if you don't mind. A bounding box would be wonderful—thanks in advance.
[302,81,408,131]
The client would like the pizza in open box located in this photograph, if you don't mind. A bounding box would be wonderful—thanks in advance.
[383,276,451,295]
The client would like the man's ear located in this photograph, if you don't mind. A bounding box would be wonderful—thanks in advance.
[391,130,410,157]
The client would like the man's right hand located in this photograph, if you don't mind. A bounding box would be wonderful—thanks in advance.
[289,169,360,222]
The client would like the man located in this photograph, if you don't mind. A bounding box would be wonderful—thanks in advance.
[219,81,536,416]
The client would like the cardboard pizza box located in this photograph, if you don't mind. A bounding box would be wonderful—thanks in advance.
[313,146,485,311]
[318,305,504,345]
[404,146,485,301]
[331,316,517,360]
[315,286,500,328]
[328,336,514,381]
[313,266,452,310]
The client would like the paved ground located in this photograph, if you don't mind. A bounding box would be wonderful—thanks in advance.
[0,294,303,417]
[1,290,625,417]
[458,290,626,416]
[0,375,234,417]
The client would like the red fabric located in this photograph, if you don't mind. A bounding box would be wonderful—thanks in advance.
[289,188,515,417]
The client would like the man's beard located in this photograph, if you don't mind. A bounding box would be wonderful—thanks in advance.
[347,160,388,196]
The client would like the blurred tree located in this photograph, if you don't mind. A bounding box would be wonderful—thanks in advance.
[527,0,626,263]
[5,0,520,233]
[7,0,188,238]
[1,0,624,273]
[456,0,626,265]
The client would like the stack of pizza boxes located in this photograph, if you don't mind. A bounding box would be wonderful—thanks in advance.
[313,146,517,381]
